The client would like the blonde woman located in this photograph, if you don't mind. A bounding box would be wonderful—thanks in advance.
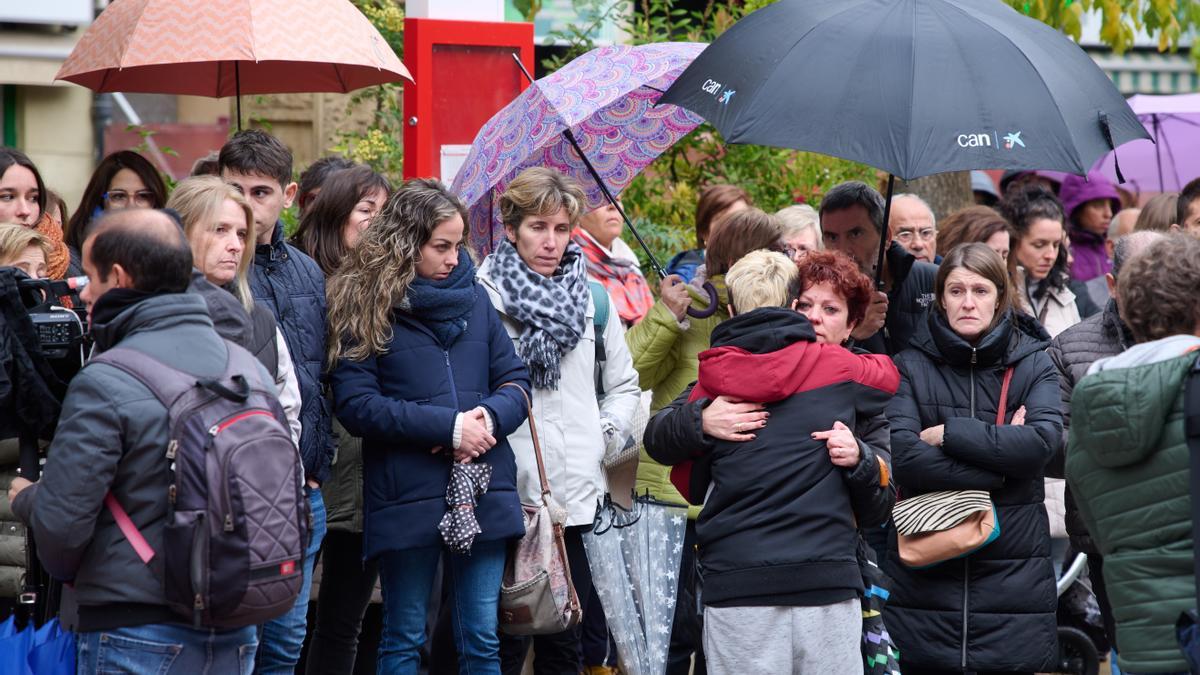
[328,178,530,674]
[167,176,302,446]
[0,222,52,278]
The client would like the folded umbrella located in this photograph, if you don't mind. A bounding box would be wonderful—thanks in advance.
[438,462,493,554]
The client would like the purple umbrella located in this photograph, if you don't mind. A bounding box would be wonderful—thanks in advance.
[1092,94,1200,193]
[451,42,704,260]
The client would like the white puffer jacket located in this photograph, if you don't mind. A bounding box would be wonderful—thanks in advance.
[478,258,641,527]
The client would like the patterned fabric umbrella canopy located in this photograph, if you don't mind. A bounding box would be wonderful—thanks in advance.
[450,42,704,258]
[55,0,412,96]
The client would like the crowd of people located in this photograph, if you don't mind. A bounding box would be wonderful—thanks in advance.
[1,132,1200,675]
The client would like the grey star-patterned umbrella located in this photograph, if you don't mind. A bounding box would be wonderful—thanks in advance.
[584,496,688,675]
[438,462,493,554]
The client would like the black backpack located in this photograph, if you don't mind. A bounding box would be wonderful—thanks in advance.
[92,341,308,628]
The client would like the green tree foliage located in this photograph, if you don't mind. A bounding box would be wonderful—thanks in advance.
[1007,0,1200,68]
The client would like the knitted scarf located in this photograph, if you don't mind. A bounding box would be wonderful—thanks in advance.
[572,229,654,325]
[32,214,71,280]
[488,238,589,390]
[397,248,477,348]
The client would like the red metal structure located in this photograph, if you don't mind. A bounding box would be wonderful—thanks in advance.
[403,17,534,180]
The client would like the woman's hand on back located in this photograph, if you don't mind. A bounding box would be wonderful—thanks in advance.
[813,420,860,467]
[701,396,768,442]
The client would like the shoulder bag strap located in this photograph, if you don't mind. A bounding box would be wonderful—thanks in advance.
[996,366,1016,425]
[1183,355,1200,611]
[499,383,551,502]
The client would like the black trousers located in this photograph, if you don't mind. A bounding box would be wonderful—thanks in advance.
[306,529,380,675]
[499,525,593,675]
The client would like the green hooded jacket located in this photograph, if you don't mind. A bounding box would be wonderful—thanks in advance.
[1066,336,1200,674]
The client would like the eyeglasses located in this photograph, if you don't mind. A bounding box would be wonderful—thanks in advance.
[103,190,157,208]
[894,227,936,244]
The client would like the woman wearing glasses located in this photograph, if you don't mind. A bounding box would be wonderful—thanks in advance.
[63,150,168,279]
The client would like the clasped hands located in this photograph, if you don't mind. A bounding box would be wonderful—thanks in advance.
[433,407,495,464]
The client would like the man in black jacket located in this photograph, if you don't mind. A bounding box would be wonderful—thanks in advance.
[1047,230,1163,655]
[819,181,938,356]
[644,251,898,674]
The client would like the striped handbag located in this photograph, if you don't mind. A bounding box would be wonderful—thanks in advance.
[893,366,1014,568]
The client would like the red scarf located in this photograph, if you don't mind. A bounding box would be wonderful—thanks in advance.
[572,229,655,325]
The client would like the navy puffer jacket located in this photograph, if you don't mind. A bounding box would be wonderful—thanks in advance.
[249,222,334,484]
[330,286,530,558]
[884,309,1062,673]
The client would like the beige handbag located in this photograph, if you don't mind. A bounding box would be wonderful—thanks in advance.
[497,383,582,635]
[893,366,1013,568]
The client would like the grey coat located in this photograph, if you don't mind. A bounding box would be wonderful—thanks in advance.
[1046,299,1133,552]
[11,293,274,631]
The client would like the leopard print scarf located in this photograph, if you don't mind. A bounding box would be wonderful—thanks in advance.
[489,238,590,390]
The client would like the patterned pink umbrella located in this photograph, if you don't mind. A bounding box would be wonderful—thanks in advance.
[55,0,412,127]
[450,42,704,259]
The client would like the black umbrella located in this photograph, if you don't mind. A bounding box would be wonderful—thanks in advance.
[659,0,1149,286]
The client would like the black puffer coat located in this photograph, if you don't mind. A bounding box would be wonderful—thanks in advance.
[885,309,1062,673]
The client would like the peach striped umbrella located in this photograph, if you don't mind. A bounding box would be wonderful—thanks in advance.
[56,0,412,100]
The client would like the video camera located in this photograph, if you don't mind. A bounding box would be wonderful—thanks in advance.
[16,275,89,364]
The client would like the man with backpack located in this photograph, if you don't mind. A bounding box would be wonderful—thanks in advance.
[9,209,307,673]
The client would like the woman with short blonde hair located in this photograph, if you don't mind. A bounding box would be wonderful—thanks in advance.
[0,222,52,278]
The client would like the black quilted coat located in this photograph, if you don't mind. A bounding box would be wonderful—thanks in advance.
[884,309,1062,673]
[1046,299,1132,552]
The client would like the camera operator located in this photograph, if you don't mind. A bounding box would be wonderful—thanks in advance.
[0,223,60,620]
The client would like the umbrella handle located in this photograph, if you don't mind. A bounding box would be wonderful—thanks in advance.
[686,282,721,319]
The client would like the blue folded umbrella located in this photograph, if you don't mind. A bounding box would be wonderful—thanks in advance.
[0,617,74,675]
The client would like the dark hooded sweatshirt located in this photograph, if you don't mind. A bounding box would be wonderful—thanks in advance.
[668,307,899,607]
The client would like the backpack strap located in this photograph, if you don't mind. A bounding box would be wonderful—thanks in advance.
[88,346,203,409]
[588,281,609,398]
[1184,354,1200,612]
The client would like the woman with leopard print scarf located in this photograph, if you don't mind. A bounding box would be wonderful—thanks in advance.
[477,168,641,675]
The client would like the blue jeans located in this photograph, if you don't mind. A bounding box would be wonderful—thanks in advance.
[256,486,327,674]
[77,623,257,674]
[379,539,507,675]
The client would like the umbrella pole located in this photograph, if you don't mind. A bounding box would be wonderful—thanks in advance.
[1153,114,1163,192]
[874,174,896,290]
[235,62,243,132]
